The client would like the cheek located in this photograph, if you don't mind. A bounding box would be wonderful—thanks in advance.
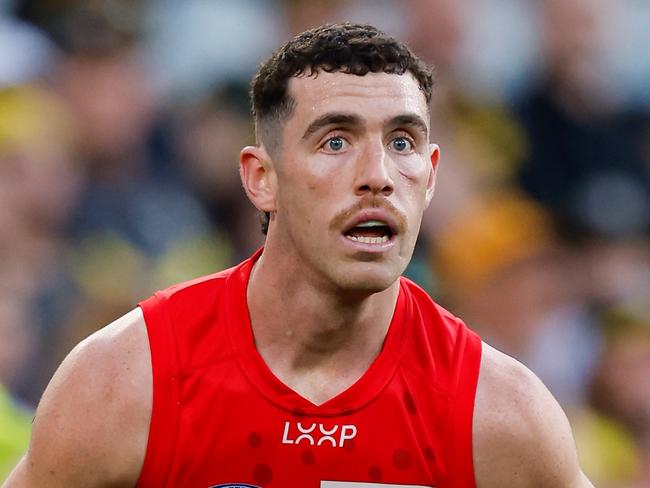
[395,165,432,219]
[400,153,431,176]
[295,155,353,196]
[394,151,431,179]
[396,161,431,198]
[280,170,332,223]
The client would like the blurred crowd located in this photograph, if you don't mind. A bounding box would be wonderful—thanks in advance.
[1,0,649,485]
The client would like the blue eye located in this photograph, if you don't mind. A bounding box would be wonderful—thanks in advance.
[392,137,411,152]
[327,137,345,151]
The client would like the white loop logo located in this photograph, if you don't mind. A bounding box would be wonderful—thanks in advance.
[282,421,357,447]
[295,422,317,445]
[316,424,338,446]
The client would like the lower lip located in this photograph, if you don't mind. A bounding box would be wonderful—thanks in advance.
[340,234,397,253]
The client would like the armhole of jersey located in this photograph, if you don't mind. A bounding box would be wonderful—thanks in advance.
[449,327,482,488]
[136,294,180,487]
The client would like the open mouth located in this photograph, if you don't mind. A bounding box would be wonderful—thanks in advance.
[344,220,394,245]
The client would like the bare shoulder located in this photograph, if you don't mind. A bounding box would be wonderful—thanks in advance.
[3,308,152,488]
[472,342,593,488]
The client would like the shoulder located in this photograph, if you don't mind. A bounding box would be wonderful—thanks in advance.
[152,268,234,303]
[11,308,151,487]
[143,264,241,318]
[473,343,593,488]
[399,276,462,328]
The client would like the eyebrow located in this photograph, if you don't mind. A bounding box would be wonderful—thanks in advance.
[302,113,363,140]
[300,111,429,141]
[388,114,429,139]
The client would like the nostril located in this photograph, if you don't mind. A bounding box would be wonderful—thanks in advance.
[356,183,393,196]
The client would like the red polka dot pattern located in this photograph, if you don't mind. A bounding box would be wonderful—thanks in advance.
[253,463,273,485]
[301,449,315,465]
[369,465,383,481]
[392,448,412,470]
[248,431,262,447]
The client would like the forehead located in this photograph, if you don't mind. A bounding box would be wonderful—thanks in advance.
[286,71,429,129]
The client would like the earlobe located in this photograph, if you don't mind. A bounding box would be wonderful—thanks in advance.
[239,145,277,213]
[425,144,440,205]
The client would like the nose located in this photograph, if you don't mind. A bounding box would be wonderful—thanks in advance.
[354,141,394,197]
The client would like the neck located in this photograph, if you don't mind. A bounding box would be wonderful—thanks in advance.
[246,245,400,404]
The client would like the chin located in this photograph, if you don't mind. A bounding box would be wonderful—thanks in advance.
[330,262,402,295]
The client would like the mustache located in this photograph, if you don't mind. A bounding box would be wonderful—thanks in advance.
[330,197,408,234]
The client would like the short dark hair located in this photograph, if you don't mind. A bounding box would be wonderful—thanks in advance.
[250,22,434,234]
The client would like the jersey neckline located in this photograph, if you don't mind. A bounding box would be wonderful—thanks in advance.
[226,248,409,417]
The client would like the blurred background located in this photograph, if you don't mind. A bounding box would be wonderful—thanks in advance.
[0,0,649,484]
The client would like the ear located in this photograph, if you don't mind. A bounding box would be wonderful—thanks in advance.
[239,145,277,213]
[424,144,440,207]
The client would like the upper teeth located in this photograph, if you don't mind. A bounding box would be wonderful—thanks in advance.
[356,220,386,227]
[346,235,390,244]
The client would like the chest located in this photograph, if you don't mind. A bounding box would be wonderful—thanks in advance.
[162,364,451,487]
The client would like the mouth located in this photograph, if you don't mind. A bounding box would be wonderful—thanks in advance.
[343,219,396,246]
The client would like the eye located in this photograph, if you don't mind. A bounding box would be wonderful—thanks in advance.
[390,136,413,153]
[322,136,347,153]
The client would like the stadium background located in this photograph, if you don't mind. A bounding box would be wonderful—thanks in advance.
[1,0,649,484]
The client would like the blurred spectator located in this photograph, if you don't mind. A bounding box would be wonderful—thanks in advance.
[0,12,56,87]
[435,192,603,405]
[588,308,650,487]
[144,0,285,99]
[0,382,31,481]
[175,81,263,258]
[456,0,540,101]
[0,84,72,403]
[13,0,143,54]
[515,0,650,241]
[404,0,466,77]
[283,0,348,34]
[53,45,212,258]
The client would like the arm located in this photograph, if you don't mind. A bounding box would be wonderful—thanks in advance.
[473,343,594,488]
[2,308,152,488]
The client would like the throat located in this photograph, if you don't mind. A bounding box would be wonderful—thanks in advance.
[255,313,392,405]
[271,349,378,405]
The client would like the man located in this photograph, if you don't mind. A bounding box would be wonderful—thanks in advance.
[4,23,593,487]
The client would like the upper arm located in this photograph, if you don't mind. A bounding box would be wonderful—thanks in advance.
[473,343,594,488]
[2,308,152,488]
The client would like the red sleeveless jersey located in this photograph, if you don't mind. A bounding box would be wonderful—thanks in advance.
[137,249,482,488]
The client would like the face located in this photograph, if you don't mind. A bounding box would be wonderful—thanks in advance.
[263,71,438,293]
